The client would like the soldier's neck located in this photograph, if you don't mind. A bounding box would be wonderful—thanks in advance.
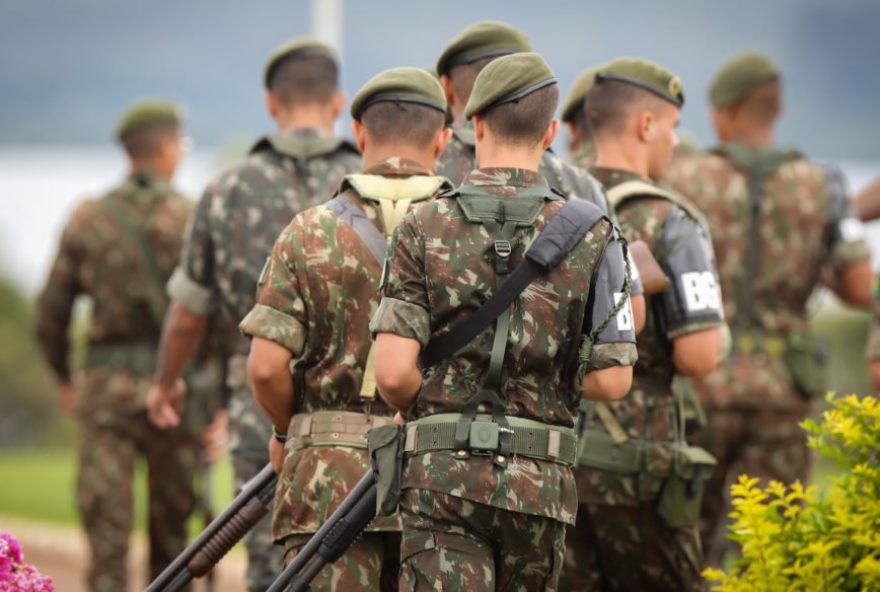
[717,124,775,150]
[594,142,649,179]
[129,161,173,183]
[476,143,543,172]
[362,145,434,172]
[275,106,336,135]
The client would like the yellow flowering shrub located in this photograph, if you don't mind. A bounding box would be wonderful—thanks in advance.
[705,394,880,592]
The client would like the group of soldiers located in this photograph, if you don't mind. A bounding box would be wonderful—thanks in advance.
[35,19,875,592]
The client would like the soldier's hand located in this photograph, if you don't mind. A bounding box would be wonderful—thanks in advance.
[200,409,229,463]
[147,379,187,429]
[269,436,285,473]
[58,382,76,414]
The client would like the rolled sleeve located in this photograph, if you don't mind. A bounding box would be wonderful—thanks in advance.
[239,304,306,356]
[369,297,431,347]
[167,267,215,315]
[580,341,638,375]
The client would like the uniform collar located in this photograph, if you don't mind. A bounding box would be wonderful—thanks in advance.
[463,167,549,189]
[363,156,433,177]
[589,166,652,188]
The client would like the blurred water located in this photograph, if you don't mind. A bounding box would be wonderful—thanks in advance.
[0,145,877,295]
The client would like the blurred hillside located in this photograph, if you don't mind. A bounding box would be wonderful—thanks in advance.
[1,0,878,157]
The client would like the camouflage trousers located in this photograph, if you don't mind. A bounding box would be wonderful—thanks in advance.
[559,502,704,592]
[399,488,566,591]
[232,451,285,591]
[691,406,811,566]
[77,411,197,592]
[283,532,401,591]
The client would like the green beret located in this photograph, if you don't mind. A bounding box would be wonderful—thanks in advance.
[115,101,183,140]
[264,38,338,89]
[562,65,603,123]
[435,21,531,77]
[465,52,557,120]
[596,57,685,107]
[350,67,447,121]
[709,52,779,109]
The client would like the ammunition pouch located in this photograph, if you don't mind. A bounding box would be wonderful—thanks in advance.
[287,411,394,451]
[656,445,717,528]
[784,332,828,400]
[85,342,157,376]
[367,424,405,517]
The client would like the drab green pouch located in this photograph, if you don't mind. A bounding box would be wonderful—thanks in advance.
[657,445,717,528]
[784,332,828,400]
[368,424,405,517]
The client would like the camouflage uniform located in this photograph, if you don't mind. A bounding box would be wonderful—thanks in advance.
[569,143,596,172]
[373,167,638,591]
[168,128,361,590]
[867,276,880,361]
[239,157,441,590]
[36,172,197,592]
[560,168,725,592]
[665,148,870,565]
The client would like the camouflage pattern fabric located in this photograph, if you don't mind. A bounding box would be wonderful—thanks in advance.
[569,142,596,171]
[78,413,197,592]
[168,128,359,589]
[239,158,428,546]
[374,166,638,524]
[561,167,723,591]
[398,489,565,592]
[35,172,196,591]
[867,275,880,360]
[560,501,704,592]
[283,533,401,591]
[665,149,870,564]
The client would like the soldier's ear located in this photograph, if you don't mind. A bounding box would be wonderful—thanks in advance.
[352,120,367,153]
[331,92,346,121]
[473,115,486,142]
[440,74,455,109]
[636,110,655,143]
[264,91,280,121]
[434,126,454,158]
[542,119,560,150]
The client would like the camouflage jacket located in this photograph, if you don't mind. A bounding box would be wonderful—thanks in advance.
[868,276,880,360]
[372,167,638,525]
[576,167,724,507]
[36,171,191,418]
[168,127,361,454]
[666,146,869,409]
[239,157,442,538]
[569,142,596,171]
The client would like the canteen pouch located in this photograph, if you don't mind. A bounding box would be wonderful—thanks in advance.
[657,445,717,528]
[784,332,828,400]
[368,424,405,517]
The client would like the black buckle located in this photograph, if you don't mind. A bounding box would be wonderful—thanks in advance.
[494,240,512,258]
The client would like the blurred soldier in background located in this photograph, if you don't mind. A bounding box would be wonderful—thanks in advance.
[35,101,197,591]
[241,67,453,591]
[146,38,361,591]
[561,65,601,170]
[665,52,872,565]
[561,59,725,592]
[853,177,880,222]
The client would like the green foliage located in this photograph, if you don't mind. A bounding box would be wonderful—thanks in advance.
[705,394,880,591]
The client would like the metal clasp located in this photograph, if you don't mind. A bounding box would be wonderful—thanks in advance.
[494,240,512,258]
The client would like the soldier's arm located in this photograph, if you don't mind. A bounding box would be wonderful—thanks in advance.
[247,337,295,432]
[853,177,880,222]
[374,334,422,413]
[579,225,637,400]
[659,209,725,378]
[822,166,872,307]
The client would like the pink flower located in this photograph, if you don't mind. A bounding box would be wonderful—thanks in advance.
[0,533,53,592]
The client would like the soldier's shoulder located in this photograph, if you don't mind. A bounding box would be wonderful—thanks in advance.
[66,196,104,230]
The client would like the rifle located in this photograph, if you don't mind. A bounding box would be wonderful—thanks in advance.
[267,471,377,592]
[197,460,216,592]
[145,463,277,592]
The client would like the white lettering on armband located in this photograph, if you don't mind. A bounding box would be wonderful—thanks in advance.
[681,271,721,313]
[613,292,634,331]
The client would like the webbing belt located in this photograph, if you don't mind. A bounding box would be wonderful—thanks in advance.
[288,411,394,450]
[403,413,578,466]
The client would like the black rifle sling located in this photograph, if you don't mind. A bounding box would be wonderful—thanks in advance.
[419,198,607,368]
[325,194,387,266]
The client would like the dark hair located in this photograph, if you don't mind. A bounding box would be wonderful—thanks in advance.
[569,101,592,143]
[483,83,559,146]
[120,123,179,159]
[361,102,446,148]
[586,79,662,136]
[269,54,339,107]
[447,56,497,103]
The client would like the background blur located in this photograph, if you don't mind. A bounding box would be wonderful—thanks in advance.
[0,0,877,589]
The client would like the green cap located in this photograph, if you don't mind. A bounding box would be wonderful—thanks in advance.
[115,101,183,140]
[435,21,531,76]
[562,65,604,123]
[596,57,685,107]
[464,52,556,120]
[350,67,447,121]
[264,38,338,89]
[709,52,779,109]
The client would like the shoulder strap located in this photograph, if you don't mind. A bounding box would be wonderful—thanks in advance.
[606,180,701,221]
[325,194,387,266]
[418,198,607,368]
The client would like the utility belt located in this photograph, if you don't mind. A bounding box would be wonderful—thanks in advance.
[733,331,828,399]
[85,341,157,375]
[287,410,394,451]
[402,413,578,466]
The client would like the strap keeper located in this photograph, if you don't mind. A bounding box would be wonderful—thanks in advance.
[273,426,288,443]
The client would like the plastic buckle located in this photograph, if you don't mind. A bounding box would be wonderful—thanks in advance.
[468,421,499,456]
[494,240,512,258]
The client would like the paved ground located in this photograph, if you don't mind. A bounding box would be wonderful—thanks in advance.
[1,516,247,591]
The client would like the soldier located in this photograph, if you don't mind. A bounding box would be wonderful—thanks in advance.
[240,67,453,591]
[372,52,638,591]
[560,59,726,592]
[665,52,872,565]
[145,39,361,591]
[868,277,880,391]
[35,101,197,591]
[434,21,646,334]
[561,65,602,170]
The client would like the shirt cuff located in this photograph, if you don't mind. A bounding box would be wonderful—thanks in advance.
[580,341,638,375]
[867,321,880,361]
[167,267,215,315]
[830,239,871,270]
[239,304,306,356]
[369,297,431,347]
[667,319,724,341]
